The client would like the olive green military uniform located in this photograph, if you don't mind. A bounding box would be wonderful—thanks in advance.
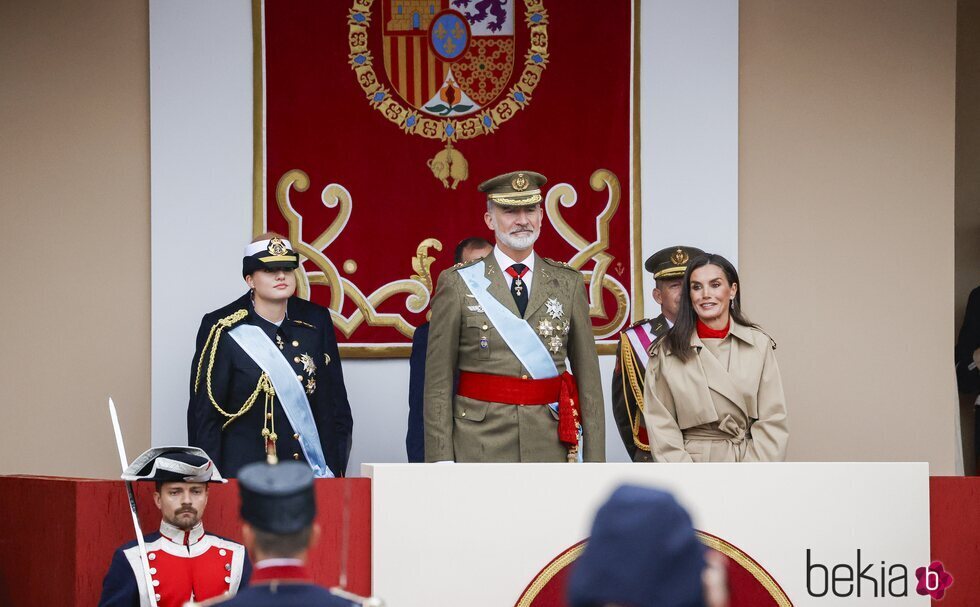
[423,170,605,462]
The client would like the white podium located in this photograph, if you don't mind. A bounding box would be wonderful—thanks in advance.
[364,463,930,606]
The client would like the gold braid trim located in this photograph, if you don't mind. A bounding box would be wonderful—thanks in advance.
[696,531,793,606]
[620,333,651,452]
[194,308,271,430]
[194,309,249,392]
[216,373,274,430]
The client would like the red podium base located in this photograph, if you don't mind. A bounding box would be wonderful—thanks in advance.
[0,476,370,606]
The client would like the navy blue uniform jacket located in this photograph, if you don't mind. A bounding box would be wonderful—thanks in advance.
[188,293,353,477]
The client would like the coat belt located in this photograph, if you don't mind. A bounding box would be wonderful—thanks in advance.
[456,371,580,445]
[683,414,750,445]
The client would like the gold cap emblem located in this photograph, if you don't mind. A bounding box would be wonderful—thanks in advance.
[512,173,529,191]
[268,237,288,256]
[670,248,689,265]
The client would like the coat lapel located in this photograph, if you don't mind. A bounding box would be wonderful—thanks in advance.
[692,334,749,415]
[523,253,555,319]
[483,254,522,317]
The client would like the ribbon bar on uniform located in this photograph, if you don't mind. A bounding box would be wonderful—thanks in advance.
[457,371,580,445]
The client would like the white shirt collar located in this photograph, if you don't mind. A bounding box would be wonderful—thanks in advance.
[493,245,535,275]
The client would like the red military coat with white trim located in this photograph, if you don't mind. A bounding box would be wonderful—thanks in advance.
[98,520,251,607]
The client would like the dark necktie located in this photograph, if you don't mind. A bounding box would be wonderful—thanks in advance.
[505,263,529,317]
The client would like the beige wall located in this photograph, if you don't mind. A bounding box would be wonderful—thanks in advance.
[0,0,151,478]
[740,0,959,472]
[0,0,963,476]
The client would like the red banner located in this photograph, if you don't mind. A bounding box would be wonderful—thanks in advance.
[256,0,638,356]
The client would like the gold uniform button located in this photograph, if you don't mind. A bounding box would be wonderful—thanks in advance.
[482,324,488,330]
[293,433,300,440]
[461,411,466,417]
[293,453,300,460]
[292,340,299,347]
[294,356,301,363]
[297,375,304,382]
[521,374,528,380]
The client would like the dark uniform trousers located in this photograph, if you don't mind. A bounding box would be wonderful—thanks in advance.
[611,314,669,461]
[188,293,353,478]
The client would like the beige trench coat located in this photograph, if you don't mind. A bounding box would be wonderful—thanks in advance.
[642,321,788,462]
[423,252,605,462]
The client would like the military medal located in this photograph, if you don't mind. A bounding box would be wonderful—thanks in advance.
[546,298,564,320]
[480,336,489,349]
[514,278,524,297]
[275,335,284,350]
[537,319,554,337]
[299,353,317,376]
[549,335,563,353]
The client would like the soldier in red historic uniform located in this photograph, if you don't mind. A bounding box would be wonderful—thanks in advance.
[98,447,251,607]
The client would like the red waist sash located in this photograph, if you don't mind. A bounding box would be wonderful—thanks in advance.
[456,371,580,445]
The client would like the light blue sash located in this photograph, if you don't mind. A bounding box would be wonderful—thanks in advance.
[228,325,332,478]
[458,261,558,379]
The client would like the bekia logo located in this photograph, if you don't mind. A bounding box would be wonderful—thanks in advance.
[806,550,954,599]
[915,561,954,600]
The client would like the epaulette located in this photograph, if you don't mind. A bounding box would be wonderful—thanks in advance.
[628,317,651,329]
[752,325,778,350]
[292,319,317,330]
[194,309,248,393]
[217,308,248,328]
[540,256,578,271]
[450,258,482,271]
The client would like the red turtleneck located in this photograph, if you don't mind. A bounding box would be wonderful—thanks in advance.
[697,318,730,339]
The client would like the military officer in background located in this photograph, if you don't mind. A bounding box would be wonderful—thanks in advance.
[188,234,353,478]
[424,170,605,463]
[99,447,251,607]
[196,461,362,606]
[611,246,703,461]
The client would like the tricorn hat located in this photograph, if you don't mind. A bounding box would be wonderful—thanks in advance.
[478,170,547,207]
[242,237,300,277]
[122,446,226,483]
[238,461,316,534]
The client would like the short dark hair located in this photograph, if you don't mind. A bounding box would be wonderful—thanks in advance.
[252,525,313,558]
[454,237,492,263]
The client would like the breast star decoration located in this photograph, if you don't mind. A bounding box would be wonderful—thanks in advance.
[299,353,317,376]
[548,335,563,353]
[545,298,564,320]
[537,319,554,337]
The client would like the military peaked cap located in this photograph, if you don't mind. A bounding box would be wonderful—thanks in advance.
[478,170,547,207]
[242,236,300,277]
[645,245,706,279]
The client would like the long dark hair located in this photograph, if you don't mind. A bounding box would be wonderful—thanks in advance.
[663,253,758,362]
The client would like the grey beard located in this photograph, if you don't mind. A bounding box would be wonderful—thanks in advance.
[496,227,539,251]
